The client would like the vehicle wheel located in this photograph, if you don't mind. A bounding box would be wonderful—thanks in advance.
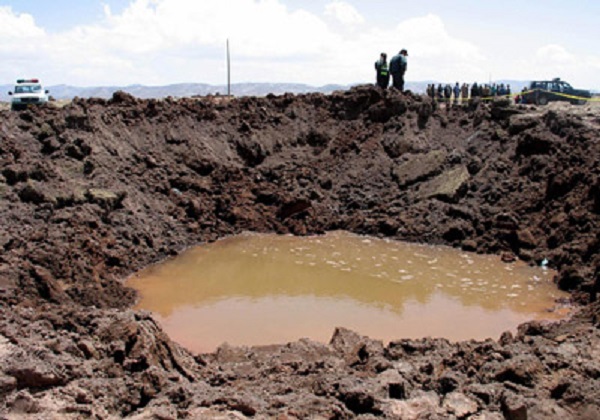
[537,95,548,106]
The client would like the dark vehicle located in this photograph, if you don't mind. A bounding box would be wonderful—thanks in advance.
[521,78,591,105]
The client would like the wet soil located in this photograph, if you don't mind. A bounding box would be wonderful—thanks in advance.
[0,87,599,418]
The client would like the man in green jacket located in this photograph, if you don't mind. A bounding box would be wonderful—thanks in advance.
[374,53,390,89]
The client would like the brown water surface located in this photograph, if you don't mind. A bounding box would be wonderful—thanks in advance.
[128,231,569,353]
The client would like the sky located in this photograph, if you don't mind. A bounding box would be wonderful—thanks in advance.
[1,0,599,89]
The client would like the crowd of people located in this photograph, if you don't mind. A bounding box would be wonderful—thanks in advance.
[425,82,512,103]
[374,52,517,104]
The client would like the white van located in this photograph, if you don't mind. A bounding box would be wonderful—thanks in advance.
[8,79,50,110]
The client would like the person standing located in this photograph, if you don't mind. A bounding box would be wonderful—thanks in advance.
[444,84,452,103]
[482,84,491,98]
[498,84,505,96]
[461,83,469,103]
[428,84,435,100]
[374,53,390,89]
[453,82,460,105]
[437,84,444,100]
[471,82,479,98]
[389,49,408,92]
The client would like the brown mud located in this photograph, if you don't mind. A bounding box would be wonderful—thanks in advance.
[0,86,599,418]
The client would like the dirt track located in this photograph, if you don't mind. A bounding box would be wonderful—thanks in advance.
[0,87,599,418]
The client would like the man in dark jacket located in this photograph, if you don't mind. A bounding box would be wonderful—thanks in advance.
[471,82,479,98]
[389,49,408,92]
[444,84,452,102]
[374,53,390,89]
[437,84,444,100]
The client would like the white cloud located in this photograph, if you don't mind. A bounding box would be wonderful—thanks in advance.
[0,6,46,58]
[325,1,364,26]
[0,6,45,39]
[535,44,574,63]
[41,0,342,85]
[0,3,505,87]
[0,1,319,85]
[385,14,486,82]
[505,44,600,89]
[1,1,597,89]
[529,44,577,81]
[94,0,337,57]
[318,14,487,85]
[0,7,49,82]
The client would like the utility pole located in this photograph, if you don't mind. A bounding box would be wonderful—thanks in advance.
[227,39,231,97]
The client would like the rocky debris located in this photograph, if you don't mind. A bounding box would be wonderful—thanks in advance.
[0,87,599,417]
[392,150,447,188]
[381,134,414,158]
[0,307,202,418]
[557,266,585,291]
[500,391,528,420]
[442,392,479,418]
[18,181,57,205]
[85,188,126,211]
[110,90,138,105]
[508,114,540,135]
[490,98,521,121]
[516,228,537,249]
[28,264,71,304]
[416,165,470,202]
[277,198,312,220]
[386,391,444,419]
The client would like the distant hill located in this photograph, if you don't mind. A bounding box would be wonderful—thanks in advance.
[0,82,351,102]
[0,80,540,102]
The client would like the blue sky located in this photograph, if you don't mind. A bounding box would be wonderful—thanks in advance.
[2,0,128,30]
[1,0,599,88]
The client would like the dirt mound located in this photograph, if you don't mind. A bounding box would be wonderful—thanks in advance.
[0,86,599,418]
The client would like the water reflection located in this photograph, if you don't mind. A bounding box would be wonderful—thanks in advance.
[128,231,568,352]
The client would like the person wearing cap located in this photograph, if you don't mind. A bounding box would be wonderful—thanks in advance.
[374,52,390,89]
[389,49,408,92]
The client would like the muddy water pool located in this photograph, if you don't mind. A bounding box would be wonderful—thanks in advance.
[128,231,569,353]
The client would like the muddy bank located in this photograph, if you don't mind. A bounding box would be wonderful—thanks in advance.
[0,86,599,418]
